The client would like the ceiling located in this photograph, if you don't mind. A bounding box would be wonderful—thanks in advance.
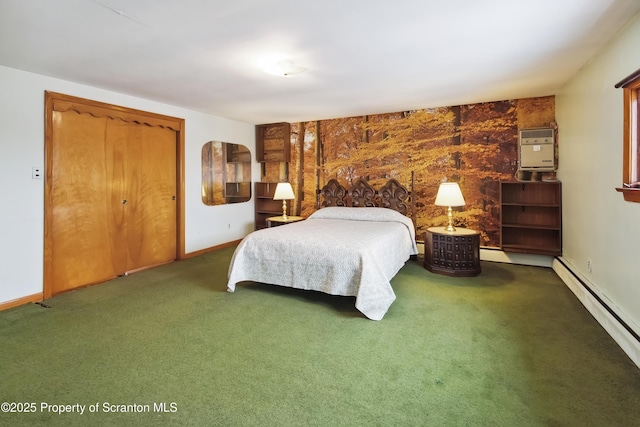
[1,0,639,124]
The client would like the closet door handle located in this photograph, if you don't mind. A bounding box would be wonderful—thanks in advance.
[122,199,127,204]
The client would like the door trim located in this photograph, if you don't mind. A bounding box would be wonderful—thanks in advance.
[44,91,186,298]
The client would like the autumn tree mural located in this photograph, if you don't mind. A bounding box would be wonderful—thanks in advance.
[286,96,554,247]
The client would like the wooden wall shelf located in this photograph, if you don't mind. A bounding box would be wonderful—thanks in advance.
[256,122,290,163]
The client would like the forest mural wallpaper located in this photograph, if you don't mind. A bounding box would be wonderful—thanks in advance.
[266,96,555,248]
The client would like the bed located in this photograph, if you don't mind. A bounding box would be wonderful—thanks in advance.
[226,177,418,320]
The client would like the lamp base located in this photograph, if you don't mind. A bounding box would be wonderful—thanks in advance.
[281,199,288,220]
[444,206,456,232]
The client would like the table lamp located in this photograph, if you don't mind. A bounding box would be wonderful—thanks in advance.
[273,182,295,220]
[435,182,465,232]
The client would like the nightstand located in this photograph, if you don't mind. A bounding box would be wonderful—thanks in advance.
[266,216,304,227]
[424,227,481,277]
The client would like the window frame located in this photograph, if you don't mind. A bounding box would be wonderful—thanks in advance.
[615,68,640,203]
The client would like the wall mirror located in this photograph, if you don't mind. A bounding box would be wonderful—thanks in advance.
[201,141,251,205]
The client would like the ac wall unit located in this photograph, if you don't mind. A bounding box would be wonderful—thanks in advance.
[518,128,555,171]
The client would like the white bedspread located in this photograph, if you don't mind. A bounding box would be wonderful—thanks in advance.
[227,207,418,320]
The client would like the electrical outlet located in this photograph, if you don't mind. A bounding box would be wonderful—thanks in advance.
[587,258,592,274]
[32,167,42,179]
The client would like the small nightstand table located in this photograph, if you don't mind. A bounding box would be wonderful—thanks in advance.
[266,216,304,227]
[424,227,481,277]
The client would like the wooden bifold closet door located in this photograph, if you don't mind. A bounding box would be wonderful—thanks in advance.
[44,93,183,297]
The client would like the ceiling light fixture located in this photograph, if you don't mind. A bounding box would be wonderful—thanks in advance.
[262,59,307,77]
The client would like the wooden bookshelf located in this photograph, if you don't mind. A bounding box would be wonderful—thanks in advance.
[255,182,291,229]
[255,123,291,229]
[500,181,562,256]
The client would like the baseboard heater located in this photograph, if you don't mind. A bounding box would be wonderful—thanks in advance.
[555,257,639,343]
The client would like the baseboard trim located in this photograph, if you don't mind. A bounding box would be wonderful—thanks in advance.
[0,293,43,311]
[419,244,555,268]
[183,239,242,259]
[552,258,640,369]
[480,247,553,267]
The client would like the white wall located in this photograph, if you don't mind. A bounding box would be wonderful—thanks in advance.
[0,65,256,305]
[555,13,640,335]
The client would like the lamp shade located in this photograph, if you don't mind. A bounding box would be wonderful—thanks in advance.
[434,182,465,207]
[273,182,295,200]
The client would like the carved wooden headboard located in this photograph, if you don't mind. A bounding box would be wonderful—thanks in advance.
[317,175,415,224]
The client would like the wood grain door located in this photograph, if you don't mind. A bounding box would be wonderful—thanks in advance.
[49,111,126,292]
[45,93,183,297]
[124,122,177,272]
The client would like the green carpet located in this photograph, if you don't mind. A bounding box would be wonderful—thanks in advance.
[1,247,639,426]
